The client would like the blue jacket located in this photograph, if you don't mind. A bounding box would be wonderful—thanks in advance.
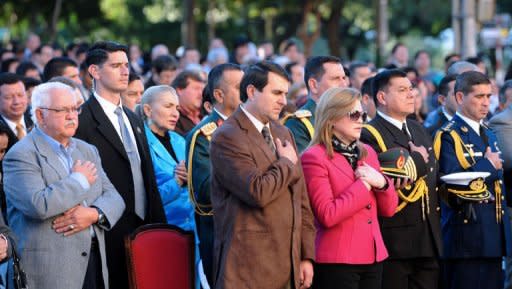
[437,114,512,258]
[144,125,196,232]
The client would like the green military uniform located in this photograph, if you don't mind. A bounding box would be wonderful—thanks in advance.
[185,109,223,284]
[283,98,316,153]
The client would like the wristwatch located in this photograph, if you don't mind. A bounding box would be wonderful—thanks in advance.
[93,206,107,226]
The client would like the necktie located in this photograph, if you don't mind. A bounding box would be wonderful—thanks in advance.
[114,107,147,219]
[402,123,411,141]
[261,126,276,154]
[15,122,25,139]
[479,125,489,147]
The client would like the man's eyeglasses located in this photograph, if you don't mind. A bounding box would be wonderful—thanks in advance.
[40,106,82,115]
[347,110,367,122]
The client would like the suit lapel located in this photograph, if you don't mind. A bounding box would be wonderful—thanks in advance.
[234,108,277,162]
[87,97,129,161]
[375,114,410,148]
[32,129,70,180]
[330,153,355,180]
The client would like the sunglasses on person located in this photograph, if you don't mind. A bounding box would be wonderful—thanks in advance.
[347,110,368,122]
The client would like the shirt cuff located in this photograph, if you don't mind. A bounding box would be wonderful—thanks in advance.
[70,172,90,191]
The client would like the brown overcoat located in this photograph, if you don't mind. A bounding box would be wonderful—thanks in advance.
[210,107,316,289]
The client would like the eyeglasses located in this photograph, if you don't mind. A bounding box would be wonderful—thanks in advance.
[347,110,367,122]
[40,106,82,115]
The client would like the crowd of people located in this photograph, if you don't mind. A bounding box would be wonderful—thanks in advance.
[0,32,510,289]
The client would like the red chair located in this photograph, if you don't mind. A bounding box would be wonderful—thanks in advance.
[125,223,195,289]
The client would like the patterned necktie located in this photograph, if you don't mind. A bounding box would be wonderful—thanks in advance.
[261,126,276,154]
[15,122,25,139]
[114,107,147,219]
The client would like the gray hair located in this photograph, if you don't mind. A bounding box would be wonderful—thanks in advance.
[446,61,479,77]
[137,85,179,121]
[31,82,76,126]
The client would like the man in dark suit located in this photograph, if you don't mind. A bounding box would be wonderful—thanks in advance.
[360,69,442,289]
[424,74,457,137]
[74,41,165,289]
[185,63,243,285]
[435,71,511,289]
[210,61,315,289]
[0,73,33,151]
[284,56,347,153]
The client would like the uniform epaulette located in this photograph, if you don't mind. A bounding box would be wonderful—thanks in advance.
[294,109,312,118]
[199,122,217,137]
[441,121,455,132]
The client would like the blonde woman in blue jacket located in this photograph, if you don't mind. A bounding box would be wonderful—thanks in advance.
[139,85,203,288]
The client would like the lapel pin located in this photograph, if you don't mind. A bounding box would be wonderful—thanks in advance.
[461,126,468,133]
[136,127,142,134]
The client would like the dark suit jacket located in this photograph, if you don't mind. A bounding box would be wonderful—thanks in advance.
[185,110,223,283]
[210,107,316,289]
[424,107,449,137]
[284,98,316,153]
[361,114,442,259]
[74,95,165,289]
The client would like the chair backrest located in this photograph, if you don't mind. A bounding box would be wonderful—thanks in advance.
[125,223,195,289]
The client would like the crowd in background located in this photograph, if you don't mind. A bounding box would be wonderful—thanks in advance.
[0,31,511,289]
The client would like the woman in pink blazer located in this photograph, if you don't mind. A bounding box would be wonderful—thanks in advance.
[301,87,397,289]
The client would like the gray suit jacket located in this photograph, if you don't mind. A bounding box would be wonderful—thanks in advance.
[2,128,125,289]
[490,106,512,171]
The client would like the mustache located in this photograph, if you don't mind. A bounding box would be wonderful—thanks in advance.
[65,120,77,126]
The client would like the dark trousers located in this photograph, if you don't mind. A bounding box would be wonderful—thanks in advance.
[82,238,104,289]
[443,258,503,289]
[196,213,214,284]
[382,258,439,289]
[313,262,383,289]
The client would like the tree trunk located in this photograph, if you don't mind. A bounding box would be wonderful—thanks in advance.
[207,0,216,44]
[49,0,63,42]
[297,0,322,58]
[326,0,345,58]
[182,0,197,47]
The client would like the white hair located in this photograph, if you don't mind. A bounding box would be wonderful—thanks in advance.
[137,85,179,122]
[31,82,77,126]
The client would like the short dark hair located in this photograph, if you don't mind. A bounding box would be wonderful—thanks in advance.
[128,72,142,84]
[207,63,242,105]
[15,61,38,77]
[372,69,407,106]
[22,76,42,90]
[437,74,457,97]
[0,73,24,97]
[361,76,374,96]
[0,57,19,73]
[414,50,429,60]
[349,61,369,77]
[284,62,300,75]
[454,71,490,95]
[240,61,290,102]
[304,56,342,91]
[171,70,205,90]
[152,55,178,74]
[43,57,78,82]
[499,80,512,104]
[85,41,128,67]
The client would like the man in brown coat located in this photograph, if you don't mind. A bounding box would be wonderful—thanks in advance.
[210,61,316,289]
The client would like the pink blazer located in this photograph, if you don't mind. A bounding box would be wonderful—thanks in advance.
[301,143,397,264]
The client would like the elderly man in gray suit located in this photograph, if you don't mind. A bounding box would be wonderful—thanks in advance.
[3,82,125,289]
[490,98,512,289]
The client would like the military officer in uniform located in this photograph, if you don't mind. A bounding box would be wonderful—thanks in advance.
[185,63,243,285]
[433,70,512,289]
[360,69,442,289]
[283,56,347,153]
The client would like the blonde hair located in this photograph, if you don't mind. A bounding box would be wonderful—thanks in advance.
[310,87,367,159]
[136,85,179,121]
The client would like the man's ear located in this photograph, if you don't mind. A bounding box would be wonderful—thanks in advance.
[213,88,224,104]
[246,84,256,101]
[376,91,386,106]
[308,78,317,95]
[35,109,44,126]
[455,91,464,105]
[88,64,99,80]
